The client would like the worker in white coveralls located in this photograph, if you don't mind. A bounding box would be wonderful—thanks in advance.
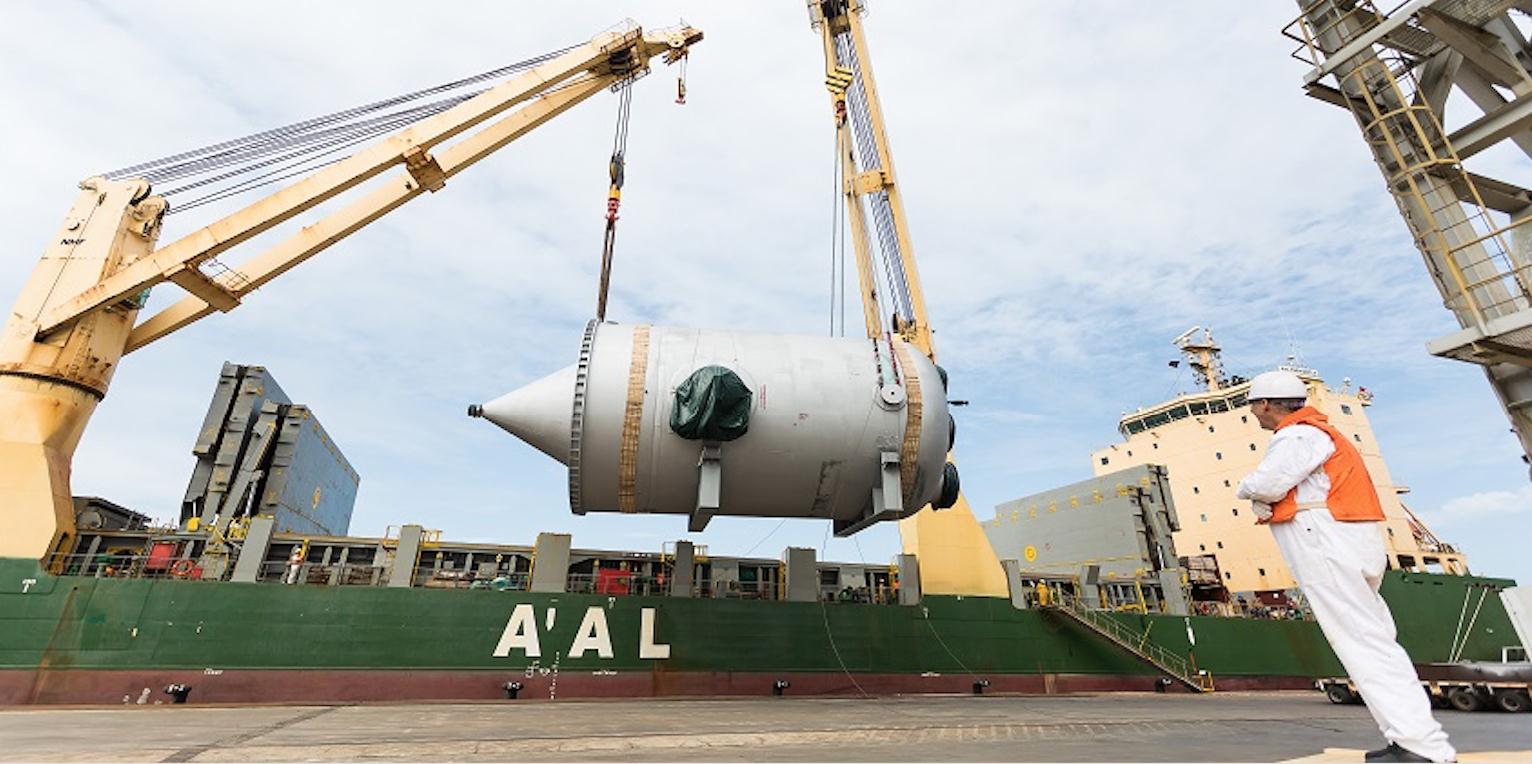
[1236,370,1454,764]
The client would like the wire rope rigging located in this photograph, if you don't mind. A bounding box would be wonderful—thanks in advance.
[102,45,579,215]
[595,75,634,322]
[831,32,915,334]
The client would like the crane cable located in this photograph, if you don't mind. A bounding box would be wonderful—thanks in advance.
[829,100,848,337]
[100,45,579,215]
[832,33,913,329]
[595,77,634,322]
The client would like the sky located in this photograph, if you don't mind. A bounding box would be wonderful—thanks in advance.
[1,2,1528,584]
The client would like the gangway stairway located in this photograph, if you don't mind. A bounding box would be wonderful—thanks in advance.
[1043,595,1210,693]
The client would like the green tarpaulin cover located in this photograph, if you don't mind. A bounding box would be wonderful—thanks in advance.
[670,365,752,441]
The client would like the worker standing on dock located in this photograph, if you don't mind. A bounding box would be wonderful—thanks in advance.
[1237,370,1453,764]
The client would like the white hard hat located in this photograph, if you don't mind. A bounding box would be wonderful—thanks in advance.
[1248,370,1308,401]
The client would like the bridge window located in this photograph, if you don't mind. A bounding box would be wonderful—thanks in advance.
[1341,404,1353,415]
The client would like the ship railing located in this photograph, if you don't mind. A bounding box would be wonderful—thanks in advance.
[626,575,667,596]
[1240,604,1314,622]
[252,560,386,585]
[566,572,670,597]
[733,580,779,600]
[44,552,230,582]
[686,580,892,603]
[475,572,532,591]
[822,585,891,604]
[699,580,780,600]
[416,569,533,591]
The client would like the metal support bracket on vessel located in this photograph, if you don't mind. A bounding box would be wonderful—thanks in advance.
[691,444,721,532]
[834,449,903,537]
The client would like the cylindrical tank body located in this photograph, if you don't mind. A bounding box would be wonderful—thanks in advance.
[473,321,957,535]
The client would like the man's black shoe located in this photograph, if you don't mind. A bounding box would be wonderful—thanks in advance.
[1365,742,1432,762]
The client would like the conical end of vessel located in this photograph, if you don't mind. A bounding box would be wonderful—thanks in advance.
[471,364,575,465]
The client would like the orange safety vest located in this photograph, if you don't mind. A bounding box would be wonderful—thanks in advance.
[1267,407,1386,524]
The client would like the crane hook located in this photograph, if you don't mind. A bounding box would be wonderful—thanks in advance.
[675,53,689,105]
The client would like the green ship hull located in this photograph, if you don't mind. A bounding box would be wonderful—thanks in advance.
[0,558,1516,704]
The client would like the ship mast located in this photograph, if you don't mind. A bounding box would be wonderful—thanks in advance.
[1172,326,1227,393]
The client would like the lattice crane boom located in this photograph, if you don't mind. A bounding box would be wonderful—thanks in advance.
[1285,0,1532,474]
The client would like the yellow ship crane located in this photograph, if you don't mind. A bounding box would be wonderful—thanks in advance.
[809,0,1007,596]
[0,23,702,562]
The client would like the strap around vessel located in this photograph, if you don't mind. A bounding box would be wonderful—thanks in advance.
[617,324,652,513]
[893,340,922,507]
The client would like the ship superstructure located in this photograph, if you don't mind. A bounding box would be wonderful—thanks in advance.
[1090,329,1466,598]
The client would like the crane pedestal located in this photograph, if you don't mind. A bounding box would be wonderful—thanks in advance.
[0,179,160,561]
[0,379,98,561]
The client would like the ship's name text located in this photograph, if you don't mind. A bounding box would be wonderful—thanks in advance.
[491,605,671,660]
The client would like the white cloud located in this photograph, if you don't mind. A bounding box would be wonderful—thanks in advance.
[1430,486,1532,529]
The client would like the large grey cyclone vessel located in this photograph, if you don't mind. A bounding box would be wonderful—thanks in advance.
[473,321,959,536]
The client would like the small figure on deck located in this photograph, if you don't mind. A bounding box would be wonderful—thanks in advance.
[283,545,305,585]
[1236,370,1452,763]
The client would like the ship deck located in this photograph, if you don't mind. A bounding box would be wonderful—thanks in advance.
[2,691,1528,762]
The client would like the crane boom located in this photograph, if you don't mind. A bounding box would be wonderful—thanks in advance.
[809,1,1006,597]
[812,0,934,357]
[0,23,702,561]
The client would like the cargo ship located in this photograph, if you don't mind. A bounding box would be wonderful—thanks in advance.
[0,7,1526,708]
[2,351,1523,706]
